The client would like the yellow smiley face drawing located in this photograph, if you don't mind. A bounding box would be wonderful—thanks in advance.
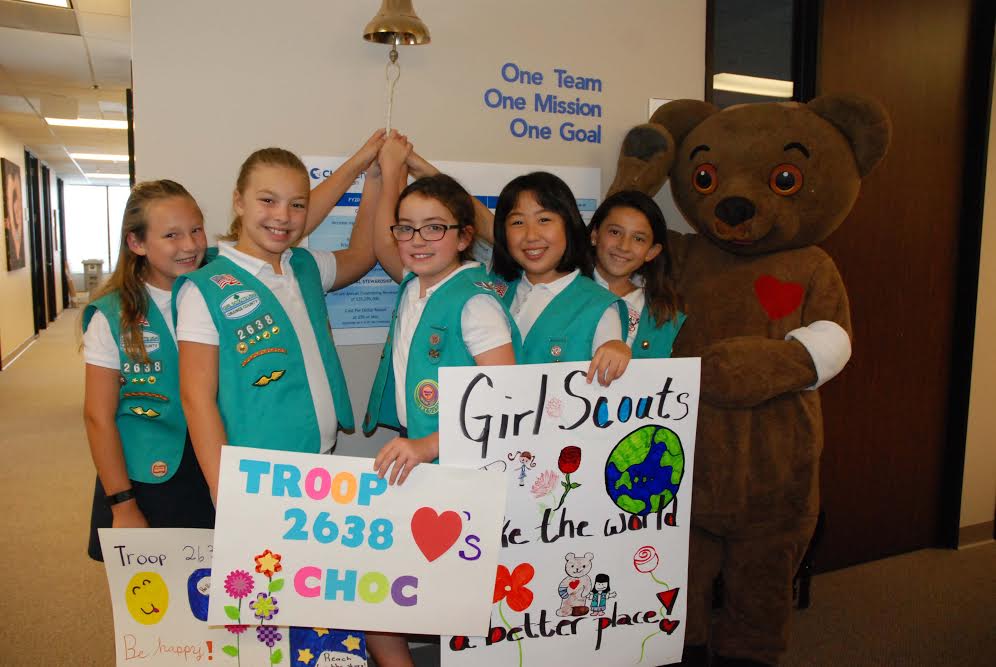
[125,572,169,625]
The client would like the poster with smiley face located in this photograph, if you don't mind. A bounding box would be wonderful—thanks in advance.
[99,528,368,665]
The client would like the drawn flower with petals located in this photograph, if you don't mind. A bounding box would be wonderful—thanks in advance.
[633,546,660,573]
[493,563,535,612]
[530,470,559,498]
[256,625,283,647]
[558,446,582,474]
[249,592,279,621]
[254,549,283,578]
[225,624,249,635]
[224,569,255,599]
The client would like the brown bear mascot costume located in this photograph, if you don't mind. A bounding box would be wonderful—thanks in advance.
[608,95,891,666]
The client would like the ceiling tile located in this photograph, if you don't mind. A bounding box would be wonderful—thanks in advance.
[0,26,91,86]
[73,0,130,18]
[86,36,131,87]
[77,11,129,42]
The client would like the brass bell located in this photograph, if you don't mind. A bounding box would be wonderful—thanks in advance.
[363,0,431,46]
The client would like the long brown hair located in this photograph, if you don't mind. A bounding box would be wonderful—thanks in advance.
[221,147,309,241]
[88,179,201,362]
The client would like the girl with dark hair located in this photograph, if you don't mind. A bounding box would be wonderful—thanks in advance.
[83,179,214,560]
[589,573,616,616]
[588,190,685,358]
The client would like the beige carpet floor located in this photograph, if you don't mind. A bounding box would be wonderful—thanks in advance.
[1,312,993,666]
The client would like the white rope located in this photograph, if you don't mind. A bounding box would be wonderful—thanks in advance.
[385,59,401,133]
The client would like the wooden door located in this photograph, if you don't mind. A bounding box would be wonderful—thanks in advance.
[814,0,991,570]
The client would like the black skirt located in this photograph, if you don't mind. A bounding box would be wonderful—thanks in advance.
[87,435,215,561]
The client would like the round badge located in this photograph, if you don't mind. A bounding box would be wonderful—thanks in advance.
[119,375,126,386]
[272,326,280,334]
[237,342,248,354]
[641,340,650,350]
[262,331,271,339]
[429,333,441,345]
[413,379,440,415]
[550,345,563,357]
[151,461,169,478]
[148,376,157,384]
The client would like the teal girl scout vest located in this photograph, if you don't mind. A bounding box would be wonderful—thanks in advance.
[632,306,687,359]
[364,265,522,443]
[174,249,354,453]
[496,273,628,364]
[83,292,186,483]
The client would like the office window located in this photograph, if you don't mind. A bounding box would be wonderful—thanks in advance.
[64,185,129,274]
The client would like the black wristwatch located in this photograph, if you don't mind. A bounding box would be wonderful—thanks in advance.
[106,488,136,506]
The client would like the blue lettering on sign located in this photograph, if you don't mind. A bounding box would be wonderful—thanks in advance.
[510,118,551,140]
[501,62,544,86]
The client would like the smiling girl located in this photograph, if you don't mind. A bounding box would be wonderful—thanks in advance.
[83,180,214,560]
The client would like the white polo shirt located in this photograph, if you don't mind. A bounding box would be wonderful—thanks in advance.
[175,242,340,452]
[593,267,644,347]
[392,262,512,428]
[84,283,175,369]
[509,269,622,354]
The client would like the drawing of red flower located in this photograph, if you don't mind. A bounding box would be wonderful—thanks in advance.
[254,549,283,578]
[224,570,255,599]
[558,446,582,474]
[633,546,660,573]
[225,624,249,635]
[493,563,535,612]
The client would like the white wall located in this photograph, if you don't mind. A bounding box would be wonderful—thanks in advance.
[131,0,706,456]
[961,95,996,536]
[0,123,34,366]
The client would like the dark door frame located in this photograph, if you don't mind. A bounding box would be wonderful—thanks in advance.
[24,150,45,333]
[41,164,56,321]
[57,178,69,309]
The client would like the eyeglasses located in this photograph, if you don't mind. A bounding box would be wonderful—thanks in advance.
[390,224,462,241]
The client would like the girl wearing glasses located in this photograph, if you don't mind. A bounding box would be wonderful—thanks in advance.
[364,135,520,488]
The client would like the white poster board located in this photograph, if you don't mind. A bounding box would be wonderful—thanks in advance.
[98,528,367,666]
[303,156,600,345]
[438,358,699,666]
[208,448,506,636]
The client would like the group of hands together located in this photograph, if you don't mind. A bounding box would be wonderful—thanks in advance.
[351,128,436,188]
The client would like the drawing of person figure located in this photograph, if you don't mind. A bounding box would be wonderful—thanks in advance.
[509,450,536,486]
[2,160,25,271]
[588,573,616,616]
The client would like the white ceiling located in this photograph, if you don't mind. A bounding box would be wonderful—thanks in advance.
[0,0,131,185]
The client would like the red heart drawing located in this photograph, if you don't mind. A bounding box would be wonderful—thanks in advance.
[656,588,680,614]
[659,618,681,635]
[411,507,462,563]
[568,580,580,590]
[754,274,804,320]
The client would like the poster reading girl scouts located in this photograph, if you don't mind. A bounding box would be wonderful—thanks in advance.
[99,528,367,666]
[438,358,699,667]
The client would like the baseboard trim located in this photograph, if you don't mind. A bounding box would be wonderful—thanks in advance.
[1,335,38,370]
[958,521,995,547]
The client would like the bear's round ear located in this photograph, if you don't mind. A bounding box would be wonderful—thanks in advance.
[649,99,719,148]
[807,94,892,177]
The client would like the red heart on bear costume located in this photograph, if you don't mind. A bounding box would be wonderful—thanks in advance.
[754,274,804,320]
[568,580,580,590]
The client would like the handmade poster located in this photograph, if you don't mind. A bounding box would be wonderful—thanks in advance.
[209,448,506,636]
[303,156,599,344]
[438,358,700,667]
[98,528,367,666]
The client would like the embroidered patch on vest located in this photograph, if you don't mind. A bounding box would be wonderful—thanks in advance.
[474,280,509,297]
[210,273,242,289]
[140,330,161,354]
[242,347,287,367]
[221,290,262,320]
[253,370,286,387]
[627,306,640,338]
[414,379,439,415]
[123,391,169,402]
[130,406,161,418]
[550,344,563,358]
[429,333,441,345]
[151,461,169,478]
[138,315,150,327]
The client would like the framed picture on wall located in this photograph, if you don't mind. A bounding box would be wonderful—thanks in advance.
[2,158,26,271]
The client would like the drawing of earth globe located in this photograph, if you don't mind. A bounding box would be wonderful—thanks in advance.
[605,424,684,516]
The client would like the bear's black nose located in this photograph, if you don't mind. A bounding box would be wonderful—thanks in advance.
[714,197,756,226]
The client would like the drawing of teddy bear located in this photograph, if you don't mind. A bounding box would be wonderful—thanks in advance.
[557,552,594,617]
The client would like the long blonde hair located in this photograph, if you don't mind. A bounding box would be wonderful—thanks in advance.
[89,179,201,362]
[220,147,309,241]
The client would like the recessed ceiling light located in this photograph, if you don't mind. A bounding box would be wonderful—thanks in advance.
[17,1,72,8]
[46,118,127,130]
[71,153,129,162]
[712,73,794,98]
[84,173,130,180]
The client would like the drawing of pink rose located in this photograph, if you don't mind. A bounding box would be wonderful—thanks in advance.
[530,470,559,498]
[633,546,660,573]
